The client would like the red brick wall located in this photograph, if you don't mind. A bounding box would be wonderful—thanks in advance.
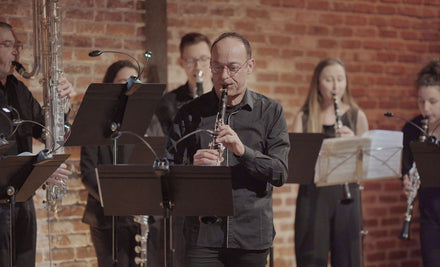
[1,0,439,266]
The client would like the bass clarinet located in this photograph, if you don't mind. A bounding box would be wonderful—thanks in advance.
[134,215,149,266]
[399,117,427,240]
[41,0,68,213]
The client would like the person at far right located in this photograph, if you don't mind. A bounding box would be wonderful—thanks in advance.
[292,57,369,267]
[401,59,440,267]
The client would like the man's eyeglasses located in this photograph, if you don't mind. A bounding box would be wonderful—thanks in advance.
[0,40,23,52]
[211,60,249,76]
[182,56,210,67]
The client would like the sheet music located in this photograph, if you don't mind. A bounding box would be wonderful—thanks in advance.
[314,130,403,186]
[362,130,402,180]
[314,136,371,186]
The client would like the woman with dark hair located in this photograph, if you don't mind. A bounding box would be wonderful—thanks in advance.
[293,58,369,266]
[401,59,440,267]
[80,60,163,267]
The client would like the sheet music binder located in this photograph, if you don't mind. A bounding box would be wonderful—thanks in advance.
[410,141,440,188]
[64,82,165,147]
[287,133,326,184]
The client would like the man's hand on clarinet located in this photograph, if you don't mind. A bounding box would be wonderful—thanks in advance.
[193,149,224,166]
[215,125,245,157]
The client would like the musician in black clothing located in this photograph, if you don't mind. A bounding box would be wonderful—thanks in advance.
[401,59,440,267]
[80,60,163,267]
[156,32,212,136]
[167,32,289,267]
[0,21,75,267]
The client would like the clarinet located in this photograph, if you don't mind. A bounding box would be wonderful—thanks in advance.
[399,117,427,240]
[208,85,228,165]
[333,94,343,135]
[200,85,228,225]
[196,70,203,97]
[333,94,354,204]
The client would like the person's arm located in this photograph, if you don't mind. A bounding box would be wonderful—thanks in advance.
[356,109,369,136]
[80,145,101,201]
[292,110,304,133]
[236,103,290,187]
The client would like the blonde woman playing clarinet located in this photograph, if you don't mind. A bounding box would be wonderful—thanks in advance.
[293,58,368,267]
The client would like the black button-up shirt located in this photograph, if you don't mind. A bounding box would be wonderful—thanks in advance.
[156,82,195,136]
[0,75,44,155]
[168,88,290,250]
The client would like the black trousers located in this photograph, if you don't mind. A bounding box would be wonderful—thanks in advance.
[419,187,440,267]
[295,183,362,267]
[0,199,36,267]
[185,246,269,267]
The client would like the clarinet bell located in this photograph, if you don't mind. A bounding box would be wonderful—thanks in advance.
[340,183,354,205]
[399,220,411,240]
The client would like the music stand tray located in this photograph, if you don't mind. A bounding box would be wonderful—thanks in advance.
[410,141,440,188]
[287,133,326,184]
[65,82,165,147]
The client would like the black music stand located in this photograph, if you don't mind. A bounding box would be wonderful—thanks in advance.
[64,81,165,267]
[410,141,440,188]
[0,141,15,157]
[128,137,167,164]
[96,164,233,267]
[287,133,326,184]
[0,153,69,267]
[65,82,165,147]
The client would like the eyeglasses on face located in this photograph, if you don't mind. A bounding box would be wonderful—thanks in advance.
[182,56,210,67]
[210,60,249,76]
[0,40,23,52]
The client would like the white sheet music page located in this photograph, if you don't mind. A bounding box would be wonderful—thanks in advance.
[314,136,371,186]
[361,130,403,180]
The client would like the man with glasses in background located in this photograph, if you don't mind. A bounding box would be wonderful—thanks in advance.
[167,32,290,267]
[156,32,212,136]
[0,21,75,267]
[154,32,212,267]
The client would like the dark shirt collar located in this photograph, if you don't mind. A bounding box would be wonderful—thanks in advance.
[209,87,253,112]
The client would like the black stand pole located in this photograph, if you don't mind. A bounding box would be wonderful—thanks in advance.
[162,202,174,267]
[160,166,174,267]
[7,186,15,267]
[112,136,119,267]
